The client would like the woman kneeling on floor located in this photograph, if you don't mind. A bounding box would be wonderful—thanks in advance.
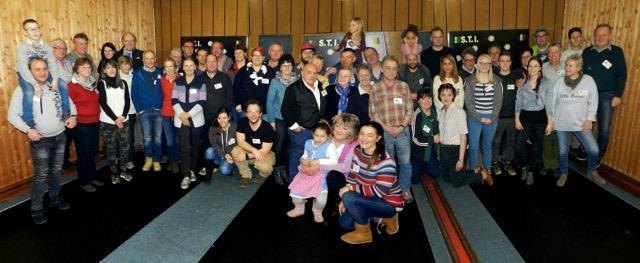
[337,121,404,244]
[437,83,493,187]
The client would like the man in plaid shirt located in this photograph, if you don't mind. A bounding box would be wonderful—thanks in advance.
[369,55,415,203]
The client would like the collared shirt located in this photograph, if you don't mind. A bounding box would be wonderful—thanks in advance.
[289,79,321,131]
[438,105,467,145]
[542,62,565,83]
[55,58,73,82]
[369,79,413,127]
[591,44,612,52]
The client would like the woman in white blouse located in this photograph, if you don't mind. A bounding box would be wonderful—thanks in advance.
[433,54,464,112]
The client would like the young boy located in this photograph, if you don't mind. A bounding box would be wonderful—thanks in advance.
[15,19,69,128]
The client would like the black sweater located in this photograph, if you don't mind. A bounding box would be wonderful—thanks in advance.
[203,72,233,121]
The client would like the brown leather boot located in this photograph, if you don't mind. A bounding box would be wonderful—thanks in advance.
[481,167,494,186]
[381,214,399,235]
[340,223,373,244]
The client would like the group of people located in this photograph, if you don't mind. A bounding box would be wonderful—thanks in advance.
[9,17,627,245]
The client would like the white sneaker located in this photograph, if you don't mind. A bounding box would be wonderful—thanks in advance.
[190,171,197,182]
[180,176,191,189]
[198,167,207,176]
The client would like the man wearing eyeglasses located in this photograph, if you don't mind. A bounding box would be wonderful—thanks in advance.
[115,32,144,70]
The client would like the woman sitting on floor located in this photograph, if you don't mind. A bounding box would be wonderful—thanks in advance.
[337,121,404,244]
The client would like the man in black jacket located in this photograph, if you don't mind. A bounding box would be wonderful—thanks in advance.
[281,63,326,180]
[114,32,143,70]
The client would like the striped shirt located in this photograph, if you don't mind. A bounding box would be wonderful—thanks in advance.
[346,146,404,211]
[473,83,495,115]
[369,79,413,128]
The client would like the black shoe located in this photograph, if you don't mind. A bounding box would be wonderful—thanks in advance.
[491,162,503,175]
[90,180,104,187]
[273,169,284,186]
[32,210,47,225]
[50,198,71,210]
[575,148,587,161]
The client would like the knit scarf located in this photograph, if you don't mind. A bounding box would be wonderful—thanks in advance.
[336,84,351,113]
[276,71,299,86]
[72,73,97,91]
[564,73,583,89]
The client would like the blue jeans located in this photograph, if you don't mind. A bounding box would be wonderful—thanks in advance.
[288,128,312,181]
[73,123,99,185]
[557,130,599,174]
[384,128,412,191]
[18,73,70,128]
[205,147,235,175]
[30,132,66,212]
[468,116,498,168]
[138,109,163,161]
[597,91,614,161]
[162,117,180,161]
[338,191,397,229]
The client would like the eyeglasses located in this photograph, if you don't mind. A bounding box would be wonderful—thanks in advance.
[464,59,476,63]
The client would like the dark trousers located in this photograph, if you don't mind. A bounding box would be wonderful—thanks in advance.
[440,145,482,188]
[492,117,516,162]
[515,122,546,170]
[30,133,66,212]
[73,123,100,185]
[178,126,202,177]
[411,148,440,183]
[273,119,288,166]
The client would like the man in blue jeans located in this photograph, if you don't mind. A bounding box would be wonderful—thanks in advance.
[368,56,415,203]
[281,63,326,181]
[582,23,627,164]
[8,58,77,224]
[131,50,164,172]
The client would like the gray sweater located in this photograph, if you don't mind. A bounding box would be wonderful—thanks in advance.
[208,122,238,156]
[549,75,598,131]
[8,85,77,137]
[16,40,60,86]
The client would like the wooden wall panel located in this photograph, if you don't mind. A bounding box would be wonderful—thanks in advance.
[0,0,570,194]
[0,0,155,192]
[562,0,640,182]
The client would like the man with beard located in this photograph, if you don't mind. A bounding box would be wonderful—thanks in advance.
[231,100,276,188]
[181,40,195,60]
[296,43,315,72]
[399,53,432,102]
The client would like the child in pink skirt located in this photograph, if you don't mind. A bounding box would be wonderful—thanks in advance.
[287,122,338,223]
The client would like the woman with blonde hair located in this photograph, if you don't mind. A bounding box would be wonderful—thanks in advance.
[464,54,504,172]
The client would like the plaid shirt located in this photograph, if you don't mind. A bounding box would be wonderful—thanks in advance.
[369,79,413,127]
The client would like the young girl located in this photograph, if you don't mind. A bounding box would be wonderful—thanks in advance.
[334,17,366,63]
[401,24,423,64]
[287,122,338,223]
[98,60,132,184]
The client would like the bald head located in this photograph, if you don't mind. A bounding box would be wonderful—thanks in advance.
[302,63,319,87]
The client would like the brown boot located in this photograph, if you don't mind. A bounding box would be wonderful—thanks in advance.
[381,214,399,235]
[481,167,494,186]
[340,223,373,244]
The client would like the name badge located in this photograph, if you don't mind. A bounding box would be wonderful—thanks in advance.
[214,83,223,89]
[507,84,515,90]
[557,69,565,76]
[189,89,198,94]
[153,80,157,85]
[32,96,40,102]
[352,164,360,173]
[602,59,612,69]
[321,89,327,96]
[484,85,494,92]
[578,90,588,96]
[422,125,431,134]
[419,78,424,85]
[157,74,162,79]
[228,138,236,144]
[252,138,261,144]
[261,78,270,84]
[394,97,403,104]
